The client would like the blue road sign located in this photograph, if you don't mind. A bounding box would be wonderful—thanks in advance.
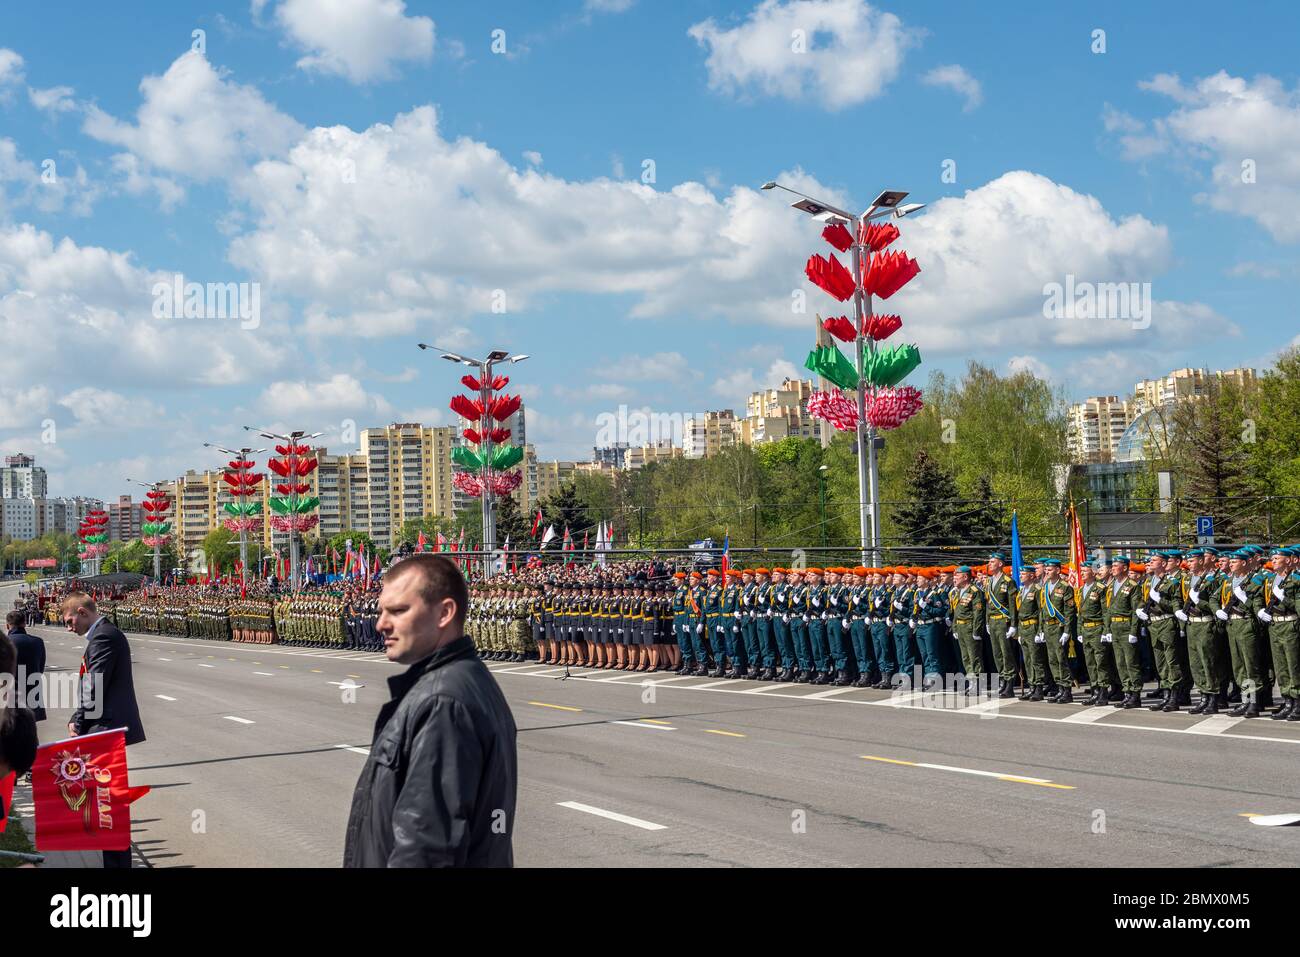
[1196,516,1214,537]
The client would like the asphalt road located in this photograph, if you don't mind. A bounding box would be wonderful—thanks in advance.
[10,582,1300,867]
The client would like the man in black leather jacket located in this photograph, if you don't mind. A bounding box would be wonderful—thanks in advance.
[344,555,517,868]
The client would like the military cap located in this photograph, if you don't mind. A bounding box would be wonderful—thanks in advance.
[673,571,686,579]
[1040,557,1061,566]
[854,566,869,576]
[955,565,972,574]
[754,567,770,575]
[689,571,703,579]
[1111,555,1130,565]
[770,567,785,574]
[707,569,721,577]
[805,567,823,575]
[988,551,1007,561]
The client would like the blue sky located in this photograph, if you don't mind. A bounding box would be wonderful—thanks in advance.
[1,0,1297,502]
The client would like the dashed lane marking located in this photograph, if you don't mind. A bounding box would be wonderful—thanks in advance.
[612,720,676,731]
[862,755,1074,789]
[529,701,583,712]
[557,801,667,831]
[334,745,370,756]
[223,716,255,725]
[155,695,177,702]
[704,729,746,738]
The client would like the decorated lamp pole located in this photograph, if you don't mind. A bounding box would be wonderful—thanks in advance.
[764,181,926,565]
[244,427,322,590]
[205,442,267,589]
[419,344,529,579]
[128,479,172,581]
[77,508,110,577]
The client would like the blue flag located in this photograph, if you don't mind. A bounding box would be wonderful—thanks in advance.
[1010,510,1022,587]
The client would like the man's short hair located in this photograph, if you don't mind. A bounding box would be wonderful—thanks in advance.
[385,555,469,628]
[60,591,97,617]
[5,611,23,630]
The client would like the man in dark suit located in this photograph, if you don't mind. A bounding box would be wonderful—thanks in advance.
[7,611,45,723]
[61,591,146,869]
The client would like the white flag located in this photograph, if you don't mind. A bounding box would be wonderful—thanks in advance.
[539,524,556,548]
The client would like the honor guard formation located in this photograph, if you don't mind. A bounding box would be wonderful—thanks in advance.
[22,543,1300,717]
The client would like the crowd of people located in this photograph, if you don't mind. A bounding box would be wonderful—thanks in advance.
[16,542,1300,717]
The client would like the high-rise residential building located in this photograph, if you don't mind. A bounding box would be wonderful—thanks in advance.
[40,497,103,536]
[354,423,457,549]
[684,410,738,459]
[593,444,629,469]
[1,453,48,499]
[740,378,824,446]
[1132,367,1258,413]
[1066,395,1138,464]
[1,498,38,540]
[535,460,579,504]
[626,441,683,470]
[109,494,142,541]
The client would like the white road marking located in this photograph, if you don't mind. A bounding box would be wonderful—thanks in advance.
[742,682,798,694]
[155,694,177,702]
[557,801,667,831]
[334,744,370,756]
[687,679,735,689]
[328,680,365,688]
[915,761,1051,783]
[804,686,864,699]
[253,672,274,677]
[223,715,255,724]
[1187,715,1245,735]
[612,720,676,731]
[1060,708,1116,724]
[156,657,172,662]
[198,663,215,668]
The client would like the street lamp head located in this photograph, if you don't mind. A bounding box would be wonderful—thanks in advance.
[761,181,778,190]
[487,350,510,362]
[892,202,925,219]
[870,190,909,209]
[508,354,530,363]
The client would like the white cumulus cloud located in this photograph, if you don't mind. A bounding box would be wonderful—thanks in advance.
[270,0,434,83]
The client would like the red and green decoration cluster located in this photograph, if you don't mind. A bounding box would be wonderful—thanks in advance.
[803,218,924,432]
[449,376,524,497]
[77,509,110,559]
[221,457,264,533]
[267,443,319,533]
[141,489,172,548]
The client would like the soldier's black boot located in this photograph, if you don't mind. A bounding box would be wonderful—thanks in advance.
[1270,697,1294,720]
[1188,694,1210,715]
[1122,692,1142,709]
[833,668,850,686]
[1243,699,1262,718]
[876,675,894,690]
[1147,689,1169,711]
[1019,684,1034,701]
[779,667,795,682]
[1228,699,1249,717]
[1028,685,1044,701]
[812,670,828,685]
[1288,705,1300,721]
[1161,693,1180,712]
[1202,692,1221,715]
[676,660,692,675]
[999,679,1017,699]
[1058,687,1074,704]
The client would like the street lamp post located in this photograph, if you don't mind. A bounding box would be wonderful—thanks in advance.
[243,427,323,590]
[126,479,165,581]
[204,442,267,590]
[762,181,925,565]
[419,344,529,579]
[818,464,829,548]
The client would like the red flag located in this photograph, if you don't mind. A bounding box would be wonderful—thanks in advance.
[32,730,150,852]
[0,771,13,834]
[530,510,542,537]
[417,530,427,552]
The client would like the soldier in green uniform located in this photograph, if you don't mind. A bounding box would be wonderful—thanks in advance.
[670,572,689,672]
[950,565,986,694]
[1105,556,1143,708]
[1137,551,1188,711]
[889,569,916,689]
[787,568,814,683]
[1078,561,1119,706]
[1214,550,1266,717]
[1177,548,1223,713]
[1259,546,1300,720]
[1037,558,1078,703]
[770,568,796,681]
[981,552,1020,698]
[1016,561,1046,700]
[720,569,744,678]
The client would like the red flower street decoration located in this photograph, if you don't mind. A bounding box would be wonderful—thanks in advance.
[453,469,523,498]
[269,515,320,533]
[865,385,925,430]
[821,222,854,253]
[821,315,857,343]
[863,313,902,341]
[451,367,524,499]
[461,374,482,391]
[450,394,483,421]
[859,221,900,252]
[860,249,921,300]
[806,389,859,432]
[805,252,857,302]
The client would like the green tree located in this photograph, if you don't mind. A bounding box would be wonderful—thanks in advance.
[494,492,532,550]
[891,449,965,546]
[202,528,240,572]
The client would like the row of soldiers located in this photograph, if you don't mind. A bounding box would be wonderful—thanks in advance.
[89,583,387,652]
[642,546,1299,716]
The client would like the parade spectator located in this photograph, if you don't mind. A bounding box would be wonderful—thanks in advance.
[6,611,45,722]
[62,590,145,869]
[343,555,517,868]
